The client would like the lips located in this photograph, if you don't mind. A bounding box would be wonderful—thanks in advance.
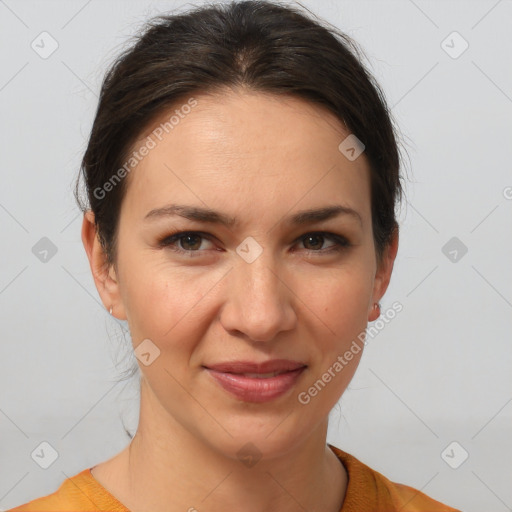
[205,359,307,375]
[203,359,307,403]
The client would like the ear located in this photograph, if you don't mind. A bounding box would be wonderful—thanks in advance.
[81,210,126,320]
[368,226,399,322]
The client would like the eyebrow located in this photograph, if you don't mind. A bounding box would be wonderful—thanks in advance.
[144,203,362,228]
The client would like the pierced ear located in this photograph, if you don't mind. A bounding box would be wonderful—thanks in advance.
[368,226,399,321]
[81,210,126,320]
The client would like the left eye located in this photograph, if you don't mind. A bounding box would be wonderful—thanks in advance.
[158,231,350,255]
[298,232,349,252]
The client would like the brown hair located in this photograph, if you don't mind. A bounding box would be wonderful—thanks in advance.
[75,0,405,274]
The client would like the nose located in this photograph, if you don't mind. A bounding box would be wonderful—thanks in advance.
[219,250,297,343]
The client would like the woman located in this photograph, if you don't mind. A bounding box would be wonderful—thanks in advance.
[10,1,460,511]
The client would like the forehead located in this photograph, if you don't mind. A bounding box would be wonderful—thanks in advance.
[121,89,372,224]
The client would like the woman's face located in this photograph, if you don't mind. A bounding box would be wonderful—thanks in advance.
[85,89,397,460]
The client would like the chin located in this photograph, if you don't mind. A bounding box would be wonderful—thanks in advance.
[197,410,316,463]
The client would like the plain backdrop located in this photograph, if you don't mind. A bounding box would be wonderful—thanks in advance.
[1,1,511,511]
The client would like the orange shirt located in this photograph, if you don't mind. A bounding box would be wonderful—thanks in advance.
[8,444,460,511]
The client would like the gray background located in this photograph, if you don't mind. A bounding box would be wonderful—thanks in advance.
[1,1,511,511]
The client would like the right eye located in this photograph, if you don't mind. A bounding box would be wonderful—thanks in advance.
[158,231,216,256]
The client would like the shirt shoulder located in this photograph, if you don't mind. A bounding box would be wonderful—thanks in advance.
[7,468,129,512]
[328,444,462,512]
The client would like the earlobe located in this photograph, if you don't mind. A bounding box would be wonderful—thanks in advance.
[368,302,381,322]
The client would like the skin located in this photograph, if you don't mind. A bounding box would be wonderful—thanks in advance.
[82,88,398,512]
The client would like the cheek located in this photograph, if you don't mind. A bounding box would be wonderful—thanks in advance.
[296,262,372,394]
[300,262,374,336]
[119,253,225,342]
[294,269,371,414]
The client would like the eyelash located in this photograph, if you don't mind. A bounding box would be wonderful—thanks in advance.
[157,230,351,257]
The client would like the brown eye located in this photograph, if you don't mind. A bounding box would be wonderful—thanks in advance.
[158,231,215,255]
[302,234,326,250]
[298,232,349,253]
[178,233,203,251]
